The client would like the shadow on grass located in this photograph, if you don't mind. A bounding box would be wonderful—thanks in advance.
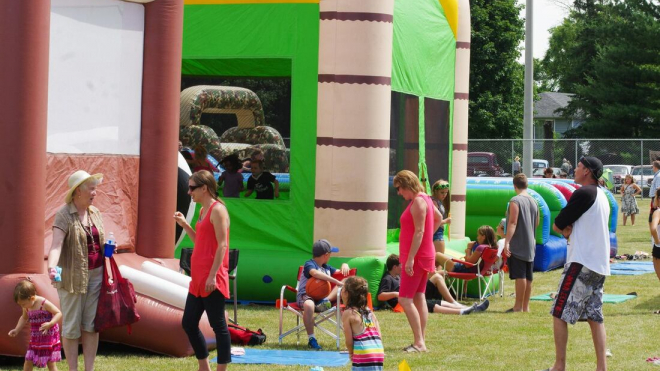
[0,355,24,367]
[633,295,660,311]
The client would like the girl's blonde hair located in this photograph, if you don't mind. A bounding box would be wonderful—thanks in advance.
[624,174,635,184]
[393,170,425,194]
[431,179,451,214]
[344,276,370,315]
[477,225,497,249]
[13,280,36,303]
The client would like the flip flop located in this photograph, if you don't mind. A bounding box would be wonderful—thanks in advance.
[505,308,515,313]
[403,344,421,353]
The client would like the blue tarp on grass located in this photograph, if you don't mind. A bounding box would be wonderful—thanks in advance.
[214,349,350,367]
[611,261,655,276]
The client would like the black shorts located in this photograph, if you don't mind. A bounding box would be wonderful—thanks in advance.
[425,280,443,301]
[426,299,443,313]
[508,255,534,281]
[653,245,660,259]
[649,197,656,223]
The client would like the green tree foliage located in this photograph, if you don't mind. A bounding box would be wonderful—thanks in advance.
[468,0,525,139]
[543,0,660,138]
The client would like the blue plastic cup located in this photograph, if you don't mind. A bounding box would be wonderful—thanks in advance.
[104,243,115,258]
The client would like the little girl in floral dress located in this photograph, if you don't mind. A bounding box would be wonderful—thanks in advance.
[8,280,62,370]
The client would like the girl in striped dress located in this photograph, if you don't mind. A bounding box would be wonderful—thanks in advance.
[8,280,62,370]
[342,276,384,371]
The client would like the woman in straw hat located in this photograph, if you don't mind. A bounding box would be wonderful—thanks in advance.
[47,170,104,371]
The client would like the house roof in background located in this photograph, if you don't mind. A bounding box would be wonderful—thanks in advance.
[535,92,573,119]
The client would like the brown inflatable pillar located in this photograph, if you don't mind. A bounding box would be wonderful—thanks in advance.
[0,0,53,356]
[449,0,471,240]
[0,1,50,274]
[137,0,184,258]
[314,0,394,257]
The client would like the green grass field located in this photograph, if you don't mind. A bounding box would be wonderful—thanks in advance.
[2,196,659,370]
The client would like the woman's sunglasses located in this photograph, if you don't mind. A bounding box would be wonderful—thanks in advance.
[189,184,202,191]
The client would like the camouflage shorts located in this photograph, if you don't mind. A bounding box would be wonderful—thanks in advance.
[550,262,605,324]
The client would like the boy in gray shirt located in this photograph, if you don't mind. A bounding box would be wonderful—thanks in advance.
[503,174,539,312]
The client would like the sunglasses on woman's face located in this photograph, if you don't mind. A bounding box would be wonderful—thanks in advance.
[189,184,202,191]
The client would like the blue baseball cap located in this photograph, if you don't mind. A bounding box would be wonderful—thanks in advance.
[312,239,340,257]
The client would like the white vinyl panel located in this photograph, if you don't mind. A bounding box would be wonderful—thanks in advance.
[47,0,144,155]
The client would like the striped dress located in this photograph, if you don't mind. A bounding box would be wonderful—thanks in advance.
[351,309,384,371]
[26,300,61,367]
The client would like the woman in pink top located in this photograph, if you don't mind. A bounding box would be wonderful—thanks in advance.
[174,170,231,371]
[392,170,441,353]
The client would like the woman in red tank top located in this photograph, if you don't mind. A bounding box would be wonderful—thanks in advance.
[393,170,441,353]
[174,170,231,371]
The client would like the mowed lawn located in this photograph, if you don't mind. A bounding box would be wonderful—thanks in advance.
[2,196,659,370]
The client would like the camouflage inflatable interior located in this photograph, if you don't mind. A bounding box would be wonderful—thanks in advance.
[179,85,289,172]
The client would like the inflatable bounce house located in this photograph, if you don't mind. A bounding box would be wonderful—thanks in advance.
[466,177,619,271]
[0,0,477,357]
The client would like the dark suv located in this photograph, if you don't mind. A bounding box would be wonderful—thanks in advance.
[467,152,506,177]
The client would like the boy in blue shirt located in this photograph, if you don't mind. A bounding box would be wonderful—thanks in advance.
[296,239,350,350]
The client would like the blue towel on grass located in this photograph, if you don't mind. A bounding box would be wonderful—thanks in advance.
[610,261,655,275]
[213,349,350,366]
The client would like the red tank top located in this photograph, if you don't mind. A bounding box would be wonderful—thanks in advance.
[189,201,230,298]
[399,194,436,272]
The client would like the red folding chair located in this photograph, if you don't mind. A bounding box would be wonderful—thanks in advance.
[444,248,500,301]
[277,266,357,350]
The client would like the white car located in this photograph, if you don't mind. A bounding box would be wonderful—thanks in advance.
[604,164,632,192]
[630,165,654,197]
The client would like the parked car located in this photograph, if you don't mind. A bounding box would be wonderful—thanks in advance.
[532,167,562,178]
[532,159,549,169]
[604,164,632,192]
[467,152,508,177]
[630,165,654,197]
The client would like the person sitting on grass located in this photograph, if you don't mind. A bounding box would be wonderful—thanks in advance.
[435,225,498,274]
[378,254,489,315]
[296,239,350,350]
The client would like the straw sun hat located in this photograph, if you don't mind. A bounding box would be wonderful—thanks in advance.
[64,170,103,203]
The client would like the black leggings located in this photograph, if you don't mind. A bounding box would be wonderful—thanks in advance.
[182,290,231,364]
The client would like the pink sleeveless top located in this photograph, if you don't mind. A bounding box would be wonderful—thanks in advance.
[399,194,436,272]
[189,201,230,298]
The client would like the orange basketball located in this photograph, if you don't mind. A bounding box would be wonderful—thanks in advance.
[305,277,331,300]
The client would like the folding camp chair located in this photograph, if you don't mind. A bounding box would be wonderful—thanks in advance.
[228,249,239,324]
[180,248,240,324]
[444,247,500,301]
[277,266,357,350]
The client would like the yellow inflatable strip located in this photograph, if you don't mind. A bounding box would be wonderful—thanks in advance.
[185,0,318,4]
[439,0,458,40]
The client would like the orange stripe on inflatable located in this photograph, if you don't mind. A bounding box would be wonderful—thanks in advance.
[184,0,318,4]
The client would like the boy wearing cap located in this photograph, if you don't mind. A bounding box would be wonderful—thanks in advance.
[546,156,610,371]
[296,239,350,350]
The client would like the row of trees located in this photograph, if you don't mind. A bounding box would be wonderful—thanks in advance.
[468,0,660,139]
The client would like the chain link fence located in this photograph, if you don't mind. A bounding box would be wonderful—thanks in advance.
[467,139,660,198]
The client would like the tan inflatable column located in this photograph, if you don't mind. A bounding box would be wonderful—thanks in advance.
[450,0,471,240]
[314,0,394,257]
[137,0,184,258]
[0,1,50,274]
